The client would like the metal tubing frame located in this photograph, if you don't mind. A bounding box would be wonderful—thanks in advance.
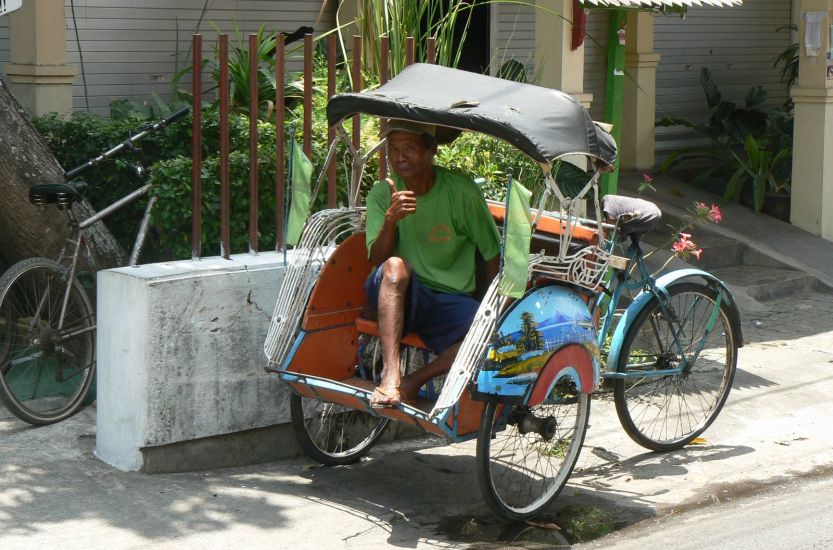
[78,183,152,230]
[129,195,158,267]
[596,246,726,381]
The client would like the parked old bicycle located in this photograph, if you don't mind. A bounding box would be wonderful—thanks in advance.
[0,107,189,425]
[263,64,742,520]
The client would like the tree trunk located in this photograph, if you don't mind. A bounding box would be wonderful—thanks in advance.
[0,79,125,271]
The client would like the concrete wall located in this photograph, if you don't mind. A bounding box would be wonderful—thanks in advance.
[96,252,291,472]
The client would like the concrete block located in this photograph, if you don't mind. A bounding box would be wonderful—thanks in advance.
[95,252,289,471]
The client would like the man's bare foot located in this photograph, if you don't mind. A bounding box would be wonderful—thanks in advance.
[370,386,401,409]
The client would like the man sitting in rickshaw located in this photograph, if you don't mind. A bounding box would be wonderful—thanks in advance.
[365,119,501,408]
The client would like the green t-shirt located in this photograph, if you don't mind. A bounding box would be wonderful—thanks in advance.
[365,166,500,294]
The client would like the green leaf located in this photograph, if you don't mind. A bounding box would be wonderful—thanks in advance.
[723,167,747,203]
[743,135,761,166]
[700,67,722,109]
[753,174,767,212]
[744,86,768,109]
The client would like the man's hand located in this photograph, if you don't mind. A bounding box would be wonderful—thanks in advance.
[385,178,416,223]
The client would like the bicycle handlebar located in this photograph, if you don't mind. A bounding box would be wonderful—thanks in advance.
[63,106,191,180]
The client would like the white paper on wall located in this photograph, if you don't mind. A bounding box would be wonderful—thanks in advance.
[805,11,825,57]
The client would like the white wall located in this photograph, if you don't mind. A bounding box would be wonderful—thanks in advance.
[582,2,791,161]
[0,15,9,66]
[492,1,536,79]
[63,0,335,115]
[584,8,609,122]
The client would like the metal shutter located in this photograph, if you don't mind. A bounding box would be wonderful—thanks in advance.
[654,2,792,158]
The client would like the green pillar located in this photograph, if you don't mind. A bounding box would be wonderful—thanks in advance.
[601,9,627,196]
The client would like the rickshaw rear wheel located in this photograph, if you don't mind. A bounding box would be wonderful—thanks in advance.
[289,392,390,465]
[476,385,590,521]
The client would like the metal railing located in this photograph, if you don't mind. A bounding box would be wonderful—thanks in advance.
[189,32,435,260]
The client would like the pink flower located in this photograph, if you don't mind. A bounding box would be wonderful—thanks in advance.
[707,203,723,224]
[642,173,653,183]
[671,233,702,260]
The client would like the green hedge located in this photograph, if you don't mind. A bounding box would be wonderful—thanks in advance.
[35,95,564,262]
[33,107,192,261]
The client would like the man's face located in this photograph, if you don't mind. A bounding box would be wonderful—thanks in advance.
[387,131,436,182]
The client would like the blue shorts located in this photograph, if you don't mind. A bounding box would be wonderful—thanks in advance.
[364,267,479,355]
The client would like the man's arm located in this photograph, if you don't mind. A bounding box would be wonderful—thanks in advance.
[485,255,500,282]
[369,178,416,266]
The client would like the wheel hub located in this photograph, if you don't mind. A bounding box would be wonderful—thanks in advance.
[31,325,57,355]
[511,408,558,440]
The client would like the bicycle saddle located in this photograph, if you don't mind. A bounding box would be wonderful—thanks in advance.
[602,195,661,239]
[29,182,88,208]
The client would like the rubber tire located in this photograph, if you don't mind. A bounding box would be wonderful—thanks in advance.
[613,282,738,451]
[476,389,590,521]
[289,392,390,466]
[0,258,96,425]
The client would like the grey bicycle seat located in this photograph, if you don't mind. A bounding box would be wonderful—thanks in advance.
[602,195,661,239]
[29,182,87,208]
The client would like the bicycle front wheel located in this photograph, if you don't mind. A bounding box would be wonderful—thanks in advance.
[476,382,590,521]
[613,282,738,451]
[0,258,96,425]
[289,392,390,465]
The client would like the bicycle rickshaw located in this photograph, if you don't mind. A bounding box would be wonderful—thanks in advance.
[264,64,742,520]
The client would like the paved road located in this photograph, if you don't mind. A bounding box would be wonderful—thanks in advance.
[579,475,833,549]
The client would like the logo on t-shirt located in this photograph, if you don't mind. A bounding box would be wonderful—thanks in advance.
[428,224,453,243]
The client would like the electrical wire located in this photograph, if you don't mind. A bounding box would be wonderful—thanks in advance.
[69,0,90,112]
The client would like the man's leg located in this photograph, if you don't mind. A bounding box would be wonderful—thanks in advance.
[373,257,412,405]
[397,291,479,401]
[399,342,461,400]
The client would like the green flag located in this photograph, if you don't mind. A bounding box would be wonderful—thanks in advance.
[498,179,532,298]
[286,138,313,246]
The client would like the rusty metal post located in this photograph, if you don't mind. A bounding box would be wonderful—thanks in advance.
[303,33,313,160]
[352,35,362,151]
[219,34,231,259]
[327,34,337,207]
[191,34,203,259]
[275,33,286,251]
[379,36,390,180]
[405,37,415,66]
[427,37,436,64]
[248,33,259,253]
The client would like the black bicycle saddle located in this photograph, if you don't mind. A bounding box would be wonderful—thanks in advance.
[601,195,662,239]
[29,182,88,208]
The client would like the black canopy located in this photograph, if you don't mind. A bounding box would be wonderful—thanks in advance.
[326,63,617,167]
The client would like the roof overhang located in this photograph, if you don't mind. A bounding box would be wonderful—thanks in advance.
[583,0,742,8]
